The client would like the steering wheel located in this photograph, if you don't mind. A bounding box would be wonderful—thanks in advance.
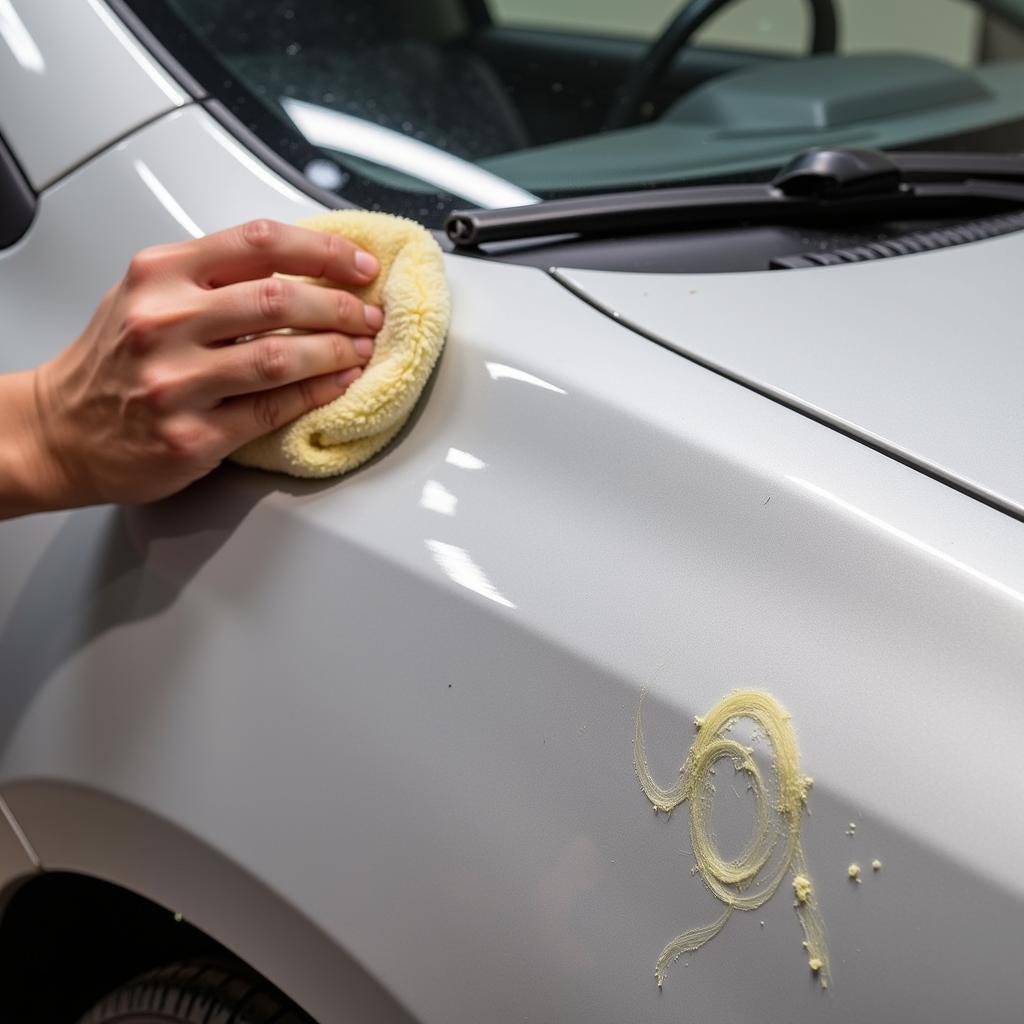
[603,0,838,131]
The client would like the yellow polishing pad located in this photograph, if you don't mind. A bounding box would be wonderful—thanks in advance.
[231,210,450,478]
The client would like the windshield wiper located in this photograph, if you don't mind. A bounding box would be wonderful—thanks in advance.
[446,147,1024,248]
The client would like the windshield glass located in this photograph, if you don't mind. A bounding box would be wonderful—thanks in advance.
[162,0,1024,224]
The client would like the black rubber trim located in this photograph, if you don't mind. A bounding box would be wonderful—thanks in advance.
[448,178,1024,247]
[102,0,206,99]
[106,0,347,211]
[106,0,472,224]
[96,3,461,248]
[0,128,36,248]
[551,267,1024,525]
[772,208,1024,268]
[200,98,352,212]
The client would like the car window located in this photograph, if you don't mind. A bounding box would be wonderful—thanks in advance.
[490,0,982,64]
[132,0,1024,227]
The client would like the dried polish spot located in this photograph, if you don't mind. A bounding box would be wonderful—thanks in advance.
[793,875,813,904]
[634,689,830,990]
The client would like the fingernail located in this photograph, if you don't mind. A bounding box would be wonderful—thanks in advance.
[363,304,384,330]
[355,251,379,278]
[353,336,375,358]
[336,367,362,388]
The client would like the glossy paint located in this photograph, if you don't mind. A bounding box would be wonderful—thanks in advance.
[555,254,1024,519]
[0,0,185,188]
[1,8,1024,1024]
[0,106,320,370]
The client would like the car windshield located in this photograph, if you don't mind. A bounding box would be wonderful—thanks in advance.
[163,0,1024,225]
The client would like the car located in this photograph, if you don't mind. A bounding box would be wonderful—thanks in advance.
[2,0,1024,1021]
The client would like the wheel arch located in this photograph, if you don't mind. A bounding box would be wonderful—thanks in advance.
[0,870,235,1022]
[0,780,416,1024]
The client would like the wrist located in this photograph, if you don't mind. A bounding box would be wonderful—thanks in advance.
[0,365,85,518]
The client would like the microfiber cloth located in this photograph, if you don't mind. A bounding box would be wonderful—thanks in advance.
[230,210,450,478]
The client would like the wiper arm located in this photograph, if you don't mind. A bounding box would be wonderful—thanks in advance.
[446,147,1024,248]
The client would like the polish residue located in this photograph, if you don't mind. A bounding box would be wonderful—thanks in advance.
[634,689,830,989]
[793,875,813,904]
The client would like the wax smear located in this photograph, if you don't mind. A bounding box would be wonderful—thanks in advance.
[634,689,830,989]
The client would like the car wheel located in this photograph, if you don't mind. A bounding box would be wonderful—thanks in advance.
[77,959,314,1024]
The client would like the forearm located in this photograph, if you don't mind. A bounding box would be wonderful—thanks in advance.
[0,368,76,520]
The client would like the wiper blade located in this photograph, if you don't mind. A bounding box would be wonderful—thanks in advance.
[446,147,1024,248]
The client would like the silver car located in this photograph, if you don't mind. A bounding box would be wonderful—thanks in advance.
[2,1,1023,1022]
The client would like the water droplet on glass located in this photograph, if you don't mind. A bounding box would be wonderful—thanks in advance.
[305,159,347,192]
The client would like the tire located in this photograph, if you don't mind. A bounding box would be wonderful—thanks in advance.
[77,959,315,1024]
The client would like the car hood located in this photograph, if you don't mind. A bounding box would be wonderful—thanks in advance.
[553,228,1024,519]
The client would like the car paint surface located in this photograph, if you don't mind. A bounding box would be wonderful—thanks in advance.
[0,0,185,188]
[555,254,1024,519]
[1,6,1024,1024]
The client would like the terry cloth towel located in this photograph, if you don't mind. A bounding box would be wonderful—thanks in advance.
[230,210,450,478]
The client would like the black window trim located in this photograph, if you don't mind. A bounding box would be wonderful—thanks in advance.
[102,0,478,230]
[105,0,352,211]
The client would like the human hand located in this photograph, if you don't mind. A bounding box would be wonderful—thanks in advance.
[14,218,383,512]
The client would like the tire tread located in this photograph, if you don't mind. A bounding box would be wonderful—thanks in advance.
[77,958,314,1024]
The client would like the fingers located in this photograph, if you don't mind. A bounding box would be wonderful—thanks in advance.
[212,367,364,451]
[182,219,380,289]
[190,276,383,345]
[48,221,383,507]
[194,330,374,404]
